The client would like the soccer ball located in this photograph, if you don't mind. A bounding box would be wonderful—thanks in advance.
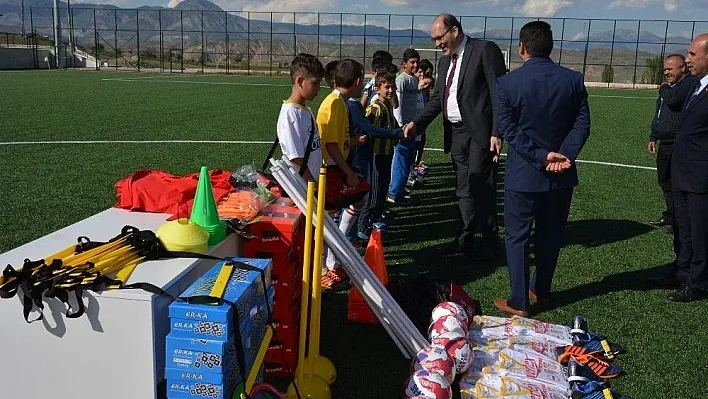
[411,345,456,384]
[428,315,468,341]
[431,302,469,327]
[404,369,452,399]
[431,332,474,374]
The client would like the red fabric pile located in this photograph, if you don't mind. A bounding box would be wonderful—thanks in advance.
[114,169,233,219]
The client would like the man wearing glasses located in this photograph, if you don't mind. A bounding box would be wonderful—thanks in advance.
[406,14,507,260]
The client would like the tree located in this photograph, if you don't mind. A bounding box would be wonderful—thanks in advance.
[602,65,614,84]
[642,55,663,85]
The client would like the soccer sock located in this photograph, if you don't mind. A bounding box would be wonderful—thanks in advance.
[339,205,360,237]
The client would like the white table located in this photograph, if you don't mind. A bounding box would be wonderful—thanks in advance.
[0,208,242,399]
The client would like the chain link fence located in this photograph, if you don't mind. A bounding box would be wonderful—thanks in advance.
[6,6,708,85]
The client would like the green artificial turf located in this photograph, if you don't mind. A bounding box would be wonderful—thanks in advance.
[1,70,706,398]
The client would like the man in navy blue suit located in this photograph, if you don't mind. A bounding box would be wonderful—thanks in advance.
[493,21,591,316]
[666,33,708,302]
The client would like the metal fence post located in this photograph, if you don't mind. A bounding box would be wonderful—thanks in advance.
[270,12,273,74]
[508,17,515,60]
[582,19,591,76]
[159,10,163,72]
[94,9,99,70]
[339,14,343,59]
[225,11,229,75]
[247,12,251,74]
[558,18,565,65]
[30,6,37,68]
[114,8,118,70]
[137,9,141,72]
[632,20,641,86]
[364,14,367,66]
[387,14,391,53]
[609,19,617,85]
[317,13,320,58]
[180,10,184,73]
[661,21,668,59]
[201,10,205,73]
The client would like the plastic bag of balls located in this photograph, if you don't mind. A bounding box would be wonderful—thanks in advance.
[404,302,474,399]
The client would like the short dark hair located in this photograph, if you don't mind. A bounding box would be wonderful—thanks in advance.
[402,48,420,63]
[419,59,434,75]
[380,62,399,75]
[371,57,389,72]
[334,59,364,88]
[519,21,553,58]
[372,50,393,63]
[666,53,686,63]
[290,53,325,84]
[374,71,396,88]
[438,14,463,34]
[324,60,338,88]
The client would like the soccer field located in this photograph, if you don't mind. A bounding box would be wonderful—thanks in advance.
[2,70,707,398]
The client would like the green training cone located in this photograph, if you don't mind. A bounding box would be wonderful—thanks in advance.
[190,166,226,245]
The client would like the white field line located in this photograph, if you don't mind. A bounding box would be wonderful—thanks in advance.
[0,140,656,170]
[101,77,659,98]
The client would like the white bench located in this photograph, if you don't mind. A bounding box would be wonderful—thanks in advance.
[0,208,242,399]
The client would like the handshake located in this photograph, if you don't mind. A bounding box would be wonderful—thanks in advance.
[402,122,416,141]
[545,152,572,173]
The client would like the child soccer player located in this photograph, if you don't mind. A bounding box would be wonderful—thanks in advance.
[324,60,338,90]
[414,59,435,169]
[276,53,325,182]
[388,48,420,205]
[317,58,369,291]
[358,71,401,239]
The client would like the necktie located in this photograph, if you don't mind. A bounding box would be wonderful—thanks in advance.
[443,53,459,119]
[685,80,703,110]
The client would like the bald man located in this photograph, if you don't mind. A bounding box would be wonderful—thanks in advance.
[406,14,507,260]
[667,33,708,302]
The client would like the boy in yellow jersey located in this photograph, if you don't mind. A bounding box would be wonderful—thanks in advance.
[317,58,370,291]
[276,53,325,182]
[358,71,400,238]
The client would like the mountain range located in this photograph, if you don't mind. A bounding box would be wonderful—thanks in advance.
[0,0,693,53]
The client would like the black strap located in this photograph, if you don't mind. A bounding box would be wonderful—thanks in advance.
[261,111,316,178]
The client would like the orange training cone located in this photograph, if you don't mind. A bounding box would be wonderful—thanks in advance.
[347,229,388,324]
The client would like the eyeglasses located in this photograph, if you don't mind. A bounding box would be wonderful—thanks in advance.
[431,26,454,43]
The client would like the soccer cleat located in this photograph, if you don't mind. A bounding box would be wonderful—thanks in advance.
[573,387,631,399]
[321,268,352,292]
[568,354,623,380]
[555,340,624,363]
[371,221,389,232]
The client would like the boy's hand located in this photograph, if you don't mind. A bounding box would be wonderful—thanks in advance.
[346,173,360,187]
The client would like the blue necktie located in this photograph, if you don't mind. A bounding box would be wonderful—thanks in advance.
[685,81,703,110]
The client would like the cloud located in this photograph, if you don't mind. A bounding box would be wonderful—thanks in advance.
[607,0,679,12]
[516,0,573,16]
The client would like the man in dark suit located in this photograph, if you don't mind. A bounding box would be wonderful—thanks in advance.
[405,14,507,259]
[666,33,708,302]
[493,21,590,316]
[647,54,694,231]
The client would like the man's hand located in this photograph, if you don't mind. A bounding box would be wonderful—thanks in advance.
[357,134,368,146]
[648,141,656,154]
[403,122,417,141]
[490,136,503,163]
[346,172,360,187]
[545,152,571,174]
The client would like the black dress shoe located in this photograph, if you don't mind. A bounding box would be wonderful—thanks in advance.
[667,285,705,302]
[436,242,474,255]
[649,218,671,227]
[647,275,682,289]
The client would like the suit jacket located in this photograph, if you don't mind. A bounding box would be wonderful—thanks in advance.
[414,36,507,153]
[650,74,698,142]
[495,57,591,193]
[672,79,708,194]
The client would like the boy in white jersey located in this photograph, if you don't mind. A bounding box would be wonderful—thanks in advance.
[276,53,325,181]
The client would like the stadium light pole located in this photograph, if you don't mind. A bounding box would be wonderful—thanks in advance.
[21,0,25,35]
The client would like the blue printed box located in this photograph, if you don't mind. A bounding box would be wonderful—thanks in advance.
[169,313,252,342]
[166,334,243,373]
[169,258,273,326]
[166,378,236,399]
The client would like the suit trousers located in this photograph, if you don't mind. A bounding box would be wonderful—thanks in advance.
[504,188,573,311]
[450,123,497,249]
[656,141,674,223]
[673,189,708,291]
